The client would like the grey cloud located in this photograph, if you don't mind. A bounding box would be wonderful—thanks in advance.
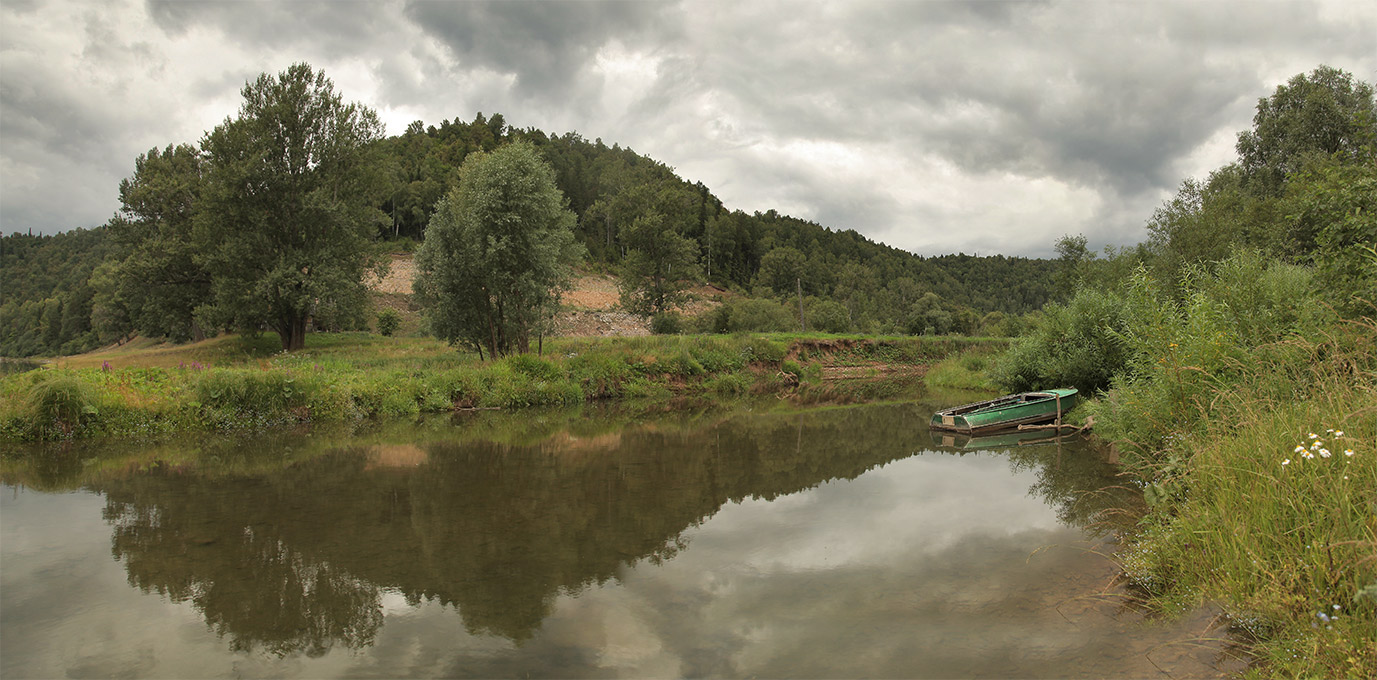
[146,0,396,59]
[402,0,677,99]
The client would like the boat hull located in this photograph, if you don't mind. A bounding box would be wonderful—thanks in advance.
[929,389,1078,434]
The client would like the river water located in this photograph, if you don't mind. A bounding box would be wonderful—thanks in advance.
[1,400,1241,678]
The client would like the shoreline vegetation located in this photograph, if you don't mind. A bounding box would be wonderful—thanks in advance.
[0,333,996,444]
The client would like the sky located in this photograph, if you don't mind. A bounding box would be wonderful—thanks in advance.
[1,0,1373,258]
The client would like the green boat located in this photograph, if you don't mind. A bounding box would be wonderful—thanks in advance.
[929,388,1078,434]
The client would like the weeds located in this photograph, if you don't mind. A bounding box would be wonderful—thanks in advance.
[1,333,985,442]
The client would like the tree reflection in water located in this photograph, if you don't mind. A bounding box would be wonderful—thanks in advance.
[40,402,1125,656]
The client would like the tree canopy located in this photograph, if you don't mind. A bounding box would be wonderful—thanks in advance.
[413,141,583,358]
[194,63,387,351]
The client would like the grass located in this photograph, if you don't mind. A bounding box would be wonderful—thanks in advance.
[1110,329,1377,678]
[1,331,988,443]
[923,344,1001,391]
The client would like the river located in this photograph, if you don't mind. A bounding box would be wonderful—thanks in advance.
[0,399,1243,678]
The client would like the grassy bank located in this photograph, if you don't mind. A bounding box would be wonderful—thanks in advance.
[1107,324,1376,677]
[0,333,991,443]
[992,254,1376,676]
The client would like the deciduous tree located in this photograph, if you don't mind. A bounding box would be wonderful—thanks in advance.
[413,142,583,358]
[195,63,387,351]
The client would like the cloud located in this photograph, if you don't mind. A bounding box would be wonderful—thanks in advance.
[2,0,1375,258]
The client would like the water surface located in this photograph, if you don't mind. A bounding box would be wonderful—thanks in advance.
[1,401,1239,677]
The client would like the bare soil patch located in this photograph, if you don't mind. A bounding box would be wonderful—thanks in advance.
[368,254,728,338]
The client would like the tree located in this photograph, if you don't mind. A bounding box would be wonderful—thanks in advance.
[754,246,806,296]
[613,183,702,316]
[1282,159,1377,315]
[95,143,212,342]
[1236,65,1377,196]
[413,141,583,358]
[194,63,387,351]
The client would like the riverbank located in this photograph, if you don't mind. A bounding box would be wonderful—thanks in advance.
[0,333,1000,443]
[1008,307,1377,677]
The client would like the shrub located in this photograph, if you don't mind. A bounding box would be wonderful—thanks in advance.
[992,285,1131,395]
[504,353,563,381]
[697,298,798,333]
[650,312,684,335]
[27,374,100,438]
[376,308,401,336]
[806,300,851,333]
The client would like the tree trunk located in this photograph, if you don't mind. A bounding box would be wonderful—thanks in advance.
[280,316,308,351]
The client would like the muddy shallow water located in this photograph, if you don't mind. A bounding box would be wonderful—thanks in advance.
[0,401,1243,677]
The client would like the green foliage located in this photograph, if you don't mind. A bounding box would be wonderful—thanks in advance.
[413,141,584,358]
[95,143,212,344]
[195,63,388,351]
[649,312,684,335]
[697,298,797,333]
[992,285,1130,395]
[26,374,100,438]
[0,229,111,357]
[1115,330,1376,678]
[1084,253,1326,456]
[754,246,807,296]
[1237,64,1377,196]
[375,309,401,336]
[608,182,703,316]
[904,292,957,335]
[806,299,850,333]
[1281,159,1377,315]
[924,347,998,391]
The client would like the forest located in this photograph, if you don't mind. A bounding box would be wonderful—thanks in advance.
[1,69,1055,358]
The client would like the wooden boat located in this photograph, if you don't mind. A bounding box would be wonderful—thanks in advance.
[928,388,1078,434]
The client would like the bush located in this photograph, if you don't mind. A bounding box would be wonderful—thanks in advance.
[26,374,100,438]
[376,308,401,336]
[504,353,563,381]
[991,285,1131,395]
[697,298,798,333]
[650,312,684,335]
[806,300,850,333]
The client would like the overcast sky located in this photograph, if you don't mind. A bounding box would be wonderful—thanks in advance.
[2,0,1373,257]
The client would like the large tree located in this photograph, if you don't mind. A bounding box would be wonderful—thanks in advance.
[194,63,387,351]
[1236,65,1377,196]
[94,143,211,343]
[413,141,583,358]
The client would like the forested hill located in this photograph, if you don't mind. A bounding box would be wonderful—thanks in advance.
[1,113,1056,358]
[385,115,1056,317]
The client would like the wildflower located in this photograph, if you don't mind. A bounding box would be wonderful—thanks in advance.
[1345,450,1354,457]
[1308,433,1319,439]
[1282,459,1291,466]
[1334,430,1344,437]
[1319,449,1331,458]
[1302,451,1315,459]
[1311,441,1323,450]
[1294,445,1306,453]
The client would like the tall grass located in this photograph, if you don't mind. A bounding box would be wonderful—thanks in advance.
[1,333,983,442]
[994,251,1376,676]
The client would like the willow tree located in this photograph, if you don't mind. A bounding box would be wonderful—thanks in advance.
[195,63,387,351]
[414,142,583,358]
